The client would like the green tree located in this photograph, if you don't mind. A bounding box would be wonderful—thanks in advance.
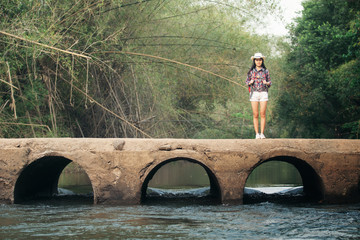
[274,0,360,138]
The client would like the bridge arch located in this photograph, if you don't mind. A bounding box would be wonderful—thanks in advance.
[140,156,221,203]
[14,155,94,204]
[245,155,324,202]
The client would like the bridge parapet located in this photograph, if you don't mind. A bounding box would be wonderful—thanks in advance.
[0,138,359,204]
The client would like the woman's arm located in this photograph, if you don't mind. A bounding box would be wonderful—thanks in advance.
[262,70,271,87]
[246,71,254,86]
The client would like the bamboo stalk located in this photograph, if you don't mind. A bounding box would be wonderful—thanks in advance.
[0,30,91,59]
[95,51,247,90]
[0,100,9,113]
[6,62,17,119]
[0,78,19,89]
[70,55,74,106]
[85,58,89,108]
[26,111,36,137]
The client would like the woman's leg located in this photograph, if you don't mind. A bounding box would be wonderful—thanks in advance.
[251,101,259,134]
[260,101,268,134]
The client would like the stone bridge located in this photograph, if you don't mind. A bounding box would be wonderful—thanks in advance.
[0,138,359,205]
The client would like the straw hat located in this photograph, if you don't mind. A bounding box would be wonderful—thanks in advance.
[250,52,266,60]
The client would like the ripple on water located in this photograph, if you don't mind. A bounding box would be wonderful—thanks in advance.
[1,201,360,239]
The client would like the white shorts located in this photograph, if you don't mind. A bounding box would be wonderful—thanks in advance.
[250,91,268,102]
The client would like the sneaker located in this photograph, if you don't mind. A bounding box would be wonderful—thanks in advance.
[260,133,266,139]
[255,133,261,139]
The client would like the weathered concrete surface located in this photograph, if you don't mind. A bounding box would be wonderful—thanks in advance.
[0,138,359,204]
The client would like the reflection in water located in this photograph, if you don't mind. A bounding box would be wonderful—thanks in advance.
[57,159,305,204]
[58,162,93,195]
[148,160,209,188]
[244,161,305,203]
[246,161,303,187]
[59,160,302,192]
[144,160,220,204]
[147,160,302,189]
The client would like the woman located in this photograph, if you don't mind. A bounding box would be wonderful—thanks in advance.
[246,53,272,139]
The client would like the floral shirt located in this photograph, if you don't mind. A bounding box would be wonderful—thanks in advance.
[246,68,272,92]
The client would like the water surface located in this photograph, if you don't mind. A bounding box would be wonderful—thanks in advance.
[1,200,359,239]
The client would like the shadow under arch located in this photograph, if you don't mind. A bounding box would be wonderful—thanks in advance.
[141,157,221,204]
[14,156,93,204]
[244,156,324,203]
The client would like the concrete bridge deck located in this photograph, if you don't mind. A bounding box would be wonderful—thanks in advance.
[0,138,359,204]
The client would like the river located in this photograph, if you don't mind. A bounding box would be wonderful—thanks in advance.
[1,201,359,239]
[1,160,359,239]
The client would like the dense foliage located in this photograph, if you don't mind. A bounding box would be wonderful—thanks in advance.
[274,0,360,138]
[0,0,280,138]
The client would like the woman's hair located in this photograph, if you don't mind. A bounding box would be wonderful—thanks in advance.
[247,59,266,75]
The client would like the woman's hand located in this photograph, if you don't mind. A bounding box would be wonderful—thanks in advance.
[249,80,255,85]
[262,80,268,85]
